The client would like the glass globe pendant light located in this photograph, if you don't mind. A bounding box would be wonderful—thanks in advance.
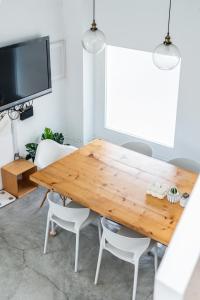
[153,0,180,70]
[82,0,106,54]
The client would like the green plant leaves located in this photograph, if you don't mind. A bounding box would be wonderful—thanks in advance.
[53,132,64,144]
[25,127,65,162]
[170,187,178,194]
[41,127,54,140]
[25,143,38,162]
[41,128,64,144]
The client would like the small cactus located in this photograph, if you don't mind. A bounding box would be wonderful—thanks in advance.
[167,186,180,203]
[170,187,178,194]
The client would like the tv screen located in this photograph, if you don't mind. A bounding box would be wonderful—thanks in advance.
[0,36,52,112]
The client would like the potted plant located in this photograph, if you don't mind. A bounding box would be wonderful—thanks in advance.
[25,143,38,162]
[25,127,64,162]
[41,127,64,144]
[167,186,181,204]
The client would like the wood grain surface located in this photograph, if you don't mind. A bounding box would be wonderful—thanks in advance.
[30,139,198,245]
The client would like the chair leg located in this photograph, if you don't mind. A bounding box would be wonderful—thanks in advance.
[40,189,49,208]
[97,218,102,244]
[75,232,80,272]
[153,245,158,272]
[44,219,50,254]
[60,195,66,207]
[94,245,103,285]
[132,261,139,300]
[50,221,57,236]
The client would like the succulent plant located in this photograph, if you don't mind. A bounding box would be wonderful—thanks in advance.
[170,187,178,194]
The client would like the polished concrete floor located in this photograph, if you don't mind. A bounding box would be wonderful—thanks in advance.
[0,188,163,300]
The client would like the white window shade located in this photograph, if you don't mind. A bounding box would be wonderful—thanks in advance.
[105,46,181,147]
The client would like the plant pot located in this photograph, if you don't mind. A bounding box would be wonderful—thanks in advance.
[167,192,181,204]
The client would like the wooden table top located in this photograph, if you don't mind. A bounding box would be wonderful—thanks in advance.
[30,139,198,245]
[2,159,35,176]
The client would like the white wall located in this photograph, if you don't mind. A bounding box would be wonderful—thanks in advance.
[154,175,200,300]
[61,0,95,146]
[61,1,84,146]
[0,116,14,189]
[185,256,200,299]
[83,51,95,144]
[0,0,67,157]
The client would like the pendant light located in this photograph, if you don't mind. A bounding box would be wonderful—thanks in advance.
[82,0,106,54]
[152,0,180,70]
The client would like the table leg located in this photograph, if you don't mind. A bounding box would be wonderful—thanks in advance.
[40,189,49,208]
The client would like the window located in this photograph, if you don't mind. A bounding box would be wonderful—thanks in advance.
[105,46,181,147]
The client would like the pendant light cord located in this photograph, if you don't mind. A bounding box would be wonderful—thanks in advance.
[167,0,172,35]
[93,0,95,21]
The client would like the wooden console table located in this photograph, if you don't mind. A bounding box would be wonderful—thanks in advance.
[1,159,37,198]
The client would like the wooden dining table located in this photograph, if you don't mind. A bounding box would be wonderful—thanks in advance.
[30,139,198,245]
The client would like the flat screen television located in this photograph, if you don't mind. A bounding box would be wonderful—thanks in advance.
[0,36,52,112]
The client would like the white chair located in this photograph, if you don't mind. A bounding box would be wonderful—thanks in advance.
[169,158,200,173]
[122,141,153,157]
[95,218,158,300]
[44,192,101,272]
[34,139,77,207]
[35,139,77,169]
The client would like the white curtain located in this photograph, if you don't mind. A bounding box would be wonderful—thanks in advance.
[0,115,14,189]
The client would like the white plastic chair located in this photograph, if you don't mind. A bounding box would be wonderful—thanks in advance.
[169,158,200,173]
[35,139,77,169]
[44,192,101,272]
[34,139,77,207]
[95,218,158,300]
[122,141,153,157]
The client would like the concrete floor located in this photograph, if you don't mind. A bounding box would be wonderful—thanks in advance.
[0,188,163,300]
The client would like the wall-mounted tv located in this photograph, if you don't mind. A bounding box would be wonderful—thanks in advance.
[0,36,52,112]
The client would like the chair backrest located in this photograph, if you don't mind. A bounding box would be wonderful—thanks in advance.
[169,158,200,173]
[122,141,153,157]
[101,218,150,257]
[47,192,90,229]
[34,139,77,169]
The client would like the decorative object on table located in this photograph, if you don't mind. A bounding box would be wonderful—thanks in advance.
[147,182,169,199]
[152,0,181,70]
[167,186,181,204]
[82,0,106,54]
[0,190,16,209]
[25,127,64,162]
[1,160,37,198]
[180,193,190,208]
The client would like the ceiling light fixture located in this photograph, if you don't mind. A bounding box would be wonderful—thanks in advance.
[152,0,180,70]
[82,0,106,54]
